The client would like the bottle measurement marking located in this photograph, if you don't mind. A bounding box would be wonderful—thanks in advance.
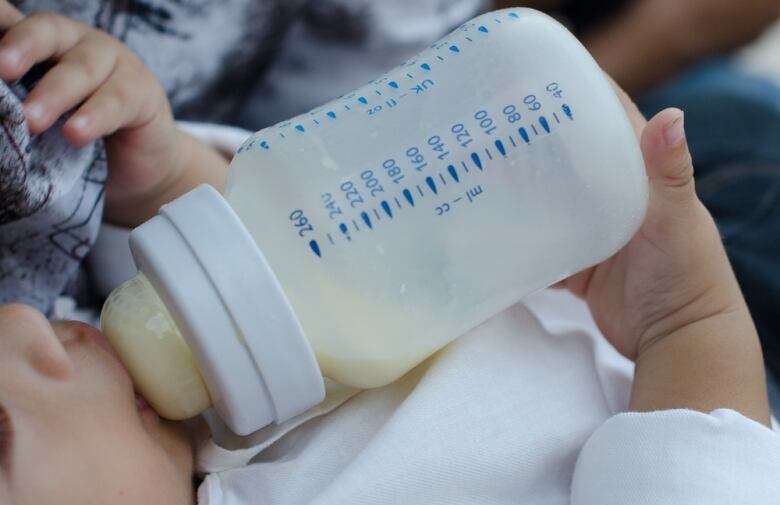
[254,10,581,258]
[425,176,438,194]
[471,152,483,170]
[403,189,415,206]
[495,140,506,156]
[361,211,373,229]
[540,116,550,133]
[339,223,351,240]
[252,10,526,139]
[309,240,322,258]
[519,127,530,143]
[308,100,576,256]
[382,200,394,217]
[447,164,460,183]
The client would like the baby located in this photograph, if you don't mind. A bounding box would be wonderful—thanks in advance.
[0,5,777,505]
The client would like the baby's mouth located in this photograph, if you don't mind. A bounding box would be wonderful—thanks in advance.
[135,391,155,414]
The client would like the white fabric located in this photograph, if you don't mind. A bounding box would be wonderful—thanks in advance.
[195,289,780,505]
[573,409,780,504]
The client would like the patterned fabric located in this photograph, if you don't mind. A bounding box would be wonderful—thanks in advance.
[0,75,106,311]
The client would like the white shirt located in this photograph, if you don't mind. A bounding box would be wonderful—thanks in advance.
[195,289,780,505]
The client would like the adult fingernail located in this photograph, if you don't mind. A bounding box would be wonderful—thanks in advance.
[24,101,44,123]
[663,111,686,148]
[0,48,22,70]
[69,114,90,131]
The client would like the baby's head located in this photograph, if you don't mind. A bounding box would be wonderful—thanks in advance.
[0,304,196,504]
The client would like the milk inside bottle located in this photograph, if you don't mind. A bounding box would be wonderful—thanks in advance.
[101,8,648,435]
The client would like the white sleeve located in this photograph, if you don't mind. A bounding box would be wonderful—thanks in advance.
[571,409,780,504]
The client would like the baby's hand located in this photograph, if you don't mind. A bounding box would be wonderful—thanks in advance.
[560,86,770,424]
[560,91,742,360]
[0,3,191,226]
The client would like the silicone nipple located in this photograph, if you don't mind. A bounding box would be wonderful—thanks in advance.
[101,274,211,420]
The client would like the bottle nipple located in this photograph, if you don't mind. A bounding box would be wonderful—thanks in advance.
[101,273,212,420]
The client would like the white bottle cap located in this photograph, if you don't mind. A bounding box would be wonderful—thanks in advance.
[129,184,325,435]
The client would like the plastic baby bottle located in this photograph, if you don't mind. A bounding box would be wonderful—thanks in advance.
[101,8,648,435]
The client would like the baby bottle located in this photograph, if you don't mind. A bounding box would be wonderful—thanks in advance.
[101,8,648,435]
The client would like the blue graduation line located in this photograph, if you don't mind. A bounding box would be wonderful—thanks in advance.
[519,127,530,143]
[540,116,550,133]
[471,152,483,170]
[295,124,305,132]
[495,139,506,156]
[447,164,459,183]
[327,111,337,119]
[402,189,415,206]
[381,200,394,217]
[361,211,373,230]
[425,176,438,194]
[309,240,321,258]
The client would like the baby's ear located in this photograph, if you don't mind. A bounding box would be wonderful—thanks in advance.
[640,108,696,204]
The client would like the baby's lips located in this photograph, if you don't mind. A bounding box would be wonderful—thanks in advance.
[135,392,152,412]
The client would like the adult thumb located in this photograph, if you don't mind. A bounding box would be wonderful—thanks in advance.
[640,108,696,203]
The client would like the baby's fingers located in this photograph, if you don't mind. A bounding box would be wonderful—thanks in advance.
[24,38,117,134]
[0,13,85,81]
[63,64,164,145]
[0,1,24,31]
[640,108,695,203]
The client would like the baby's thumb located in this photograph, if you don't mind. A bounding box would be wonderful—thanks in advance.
[640,108,696,204]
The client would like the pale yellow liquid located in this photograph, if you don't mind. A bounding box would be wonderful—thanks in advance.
[101,274,211,420]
